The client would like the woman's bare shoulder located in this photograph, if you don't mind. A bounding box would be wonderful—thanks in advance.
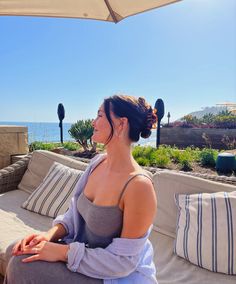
[120,174,157,238]
[126,174,156,203]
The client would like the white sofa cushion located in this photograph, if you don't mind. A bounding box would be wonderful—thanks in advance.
[152,170,236,238]
[174,191,236,275]
[18,150,88,194]
[0,189,52,276]
[22,162,83,218]
[150,230,236,284]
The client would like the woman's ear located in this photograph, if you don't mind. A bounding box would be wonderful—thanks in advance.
[120,117,128,129]
[117,117,128,137]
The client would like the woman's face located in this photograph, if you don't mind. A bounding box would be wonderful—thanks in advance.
[92,104,113,144]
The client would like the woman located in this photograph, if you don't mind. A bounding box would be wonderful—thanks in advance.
[4,95,158,284]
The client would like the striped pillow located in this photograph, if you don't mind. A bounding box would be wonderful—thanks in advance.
[175,191,236,275]
[22,162,83,218]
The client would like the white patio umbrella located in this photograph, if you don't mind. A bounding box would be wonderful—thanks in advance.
[0,0,181,23]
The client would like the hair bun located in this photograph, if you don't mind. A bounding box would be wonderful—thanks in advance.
[138,97,146,106]
[140,107,157,139]
[140,128,152,139]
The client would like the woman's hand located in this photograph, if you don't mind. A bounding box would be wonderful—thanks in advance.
[15,241,69,263]
[12,233,50,256]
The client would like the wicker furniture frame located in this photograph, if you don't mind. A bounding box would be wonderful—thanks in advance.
[0,154,31,194]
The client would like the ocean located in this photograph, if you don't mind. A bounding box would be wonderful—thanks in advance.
[0,121,73,143]
[0,121,157,146]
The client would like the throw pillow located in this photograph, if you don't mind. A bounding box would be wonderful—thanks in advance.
[175,191,236,275]
[22,162,83,218]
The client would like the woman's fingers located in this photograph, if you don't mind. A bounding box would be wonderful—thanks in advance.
[28,235,43,247]
[11,234,47,256]
[12,241,21,255]
[16,242,66,263]
[16,245,41,256]
[22,254,40,263]
[20,239,26,251]
[21,234,36,251]
[12,234,37,255]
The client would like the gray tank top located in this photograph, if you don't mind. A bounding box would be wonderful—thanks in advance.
[77,173,152,249]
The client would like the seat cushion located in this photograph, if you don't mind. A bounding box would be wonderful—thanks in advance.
[150,230,236,284]
[18,150,88,194]
[0,189,52,276]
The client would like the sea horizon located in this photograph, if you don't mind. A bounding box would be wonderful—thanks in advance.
[0,121,156,146]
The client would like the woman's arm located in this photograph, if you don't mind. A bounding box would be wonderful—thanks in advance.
[45,223,68,242]
[120,175,157,238]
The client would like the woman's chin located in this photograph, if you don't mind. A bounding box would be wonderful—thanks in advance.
[92,135,103,144]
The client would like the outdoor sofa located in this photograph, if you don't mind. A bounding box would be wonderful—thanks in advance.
[0,150,235,284]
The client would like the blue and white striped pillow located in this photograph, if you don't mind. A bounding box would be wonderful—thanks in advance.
[22,162,83,218]
[175,191,236,275]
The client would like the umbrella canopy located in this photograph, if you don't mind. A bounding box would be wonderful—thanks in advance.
[0,0,181,23]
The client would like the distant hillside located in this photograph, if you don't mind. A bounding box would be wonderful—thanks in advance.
[188,106,227,119]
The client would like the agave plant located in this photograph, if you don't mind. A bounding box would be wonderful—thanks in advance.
[68,119,96,152]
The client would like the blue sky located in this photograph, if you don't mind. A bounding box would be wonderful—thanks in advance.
[0,0,235,123]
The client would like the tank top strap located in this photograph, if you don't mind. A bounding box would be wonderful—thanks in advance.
[117,173,153,205]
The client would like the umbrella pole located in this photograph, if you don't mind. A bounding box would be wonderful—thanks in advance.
[104,0,118,23]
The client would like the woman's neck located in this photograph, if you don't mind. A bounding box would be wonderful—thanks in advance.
[103,143,137,173]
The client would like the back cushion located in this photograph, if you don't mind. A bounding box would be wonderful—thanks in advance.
[152,170,236,238]
[18,150,88,194]
[22,162,84,218]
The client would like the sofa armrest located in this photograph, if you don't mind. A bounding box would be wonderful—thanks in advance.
[0,154,32,194]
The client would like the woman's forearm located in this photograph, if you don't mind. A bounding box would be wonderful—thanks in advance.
[45,223,68,242]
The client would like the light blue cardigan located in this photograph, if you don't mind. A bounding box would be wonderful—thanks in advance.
[53,153,157,284]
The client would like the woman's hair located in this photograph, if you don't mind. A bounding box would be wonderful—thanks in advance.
[103,94,157,144]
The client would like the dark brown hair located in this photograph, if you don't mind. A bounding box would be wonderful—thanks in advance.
[103,95,157,144]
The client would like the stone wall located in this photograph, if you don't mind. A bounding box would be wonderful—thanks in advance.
[0,126,28,169]
[160,127,236,149]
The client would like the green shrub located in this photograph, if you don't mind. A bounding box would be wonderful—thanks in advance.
[132,146,146,159]
[149,150,170,168]
[199,148,218,167]
[143,146,156,160]
[190,147,202,162]
[170,148,181,163]
[178,151,193,171]
[132,146,156,160]
[185,146,202,162]
[63,142,81,151]
[29,141,56,151]
[153,153,170,168]
[132,145,221,170]
[136,157,150,167]
[133,145,170,168]
[157,145,173,157]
